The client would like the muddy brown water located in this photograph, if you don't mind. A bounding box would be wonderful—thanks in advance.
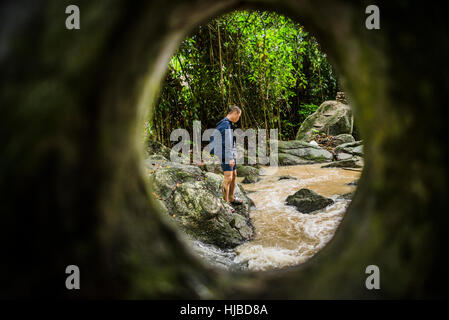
[233,164,361,271]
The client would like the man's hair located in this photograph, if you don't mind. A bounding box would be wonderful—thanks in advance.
[228,105,241,115]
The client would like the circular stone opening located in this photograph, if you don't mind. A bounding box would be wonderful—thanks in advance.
[2,0,445,299]
[144,9,363,272]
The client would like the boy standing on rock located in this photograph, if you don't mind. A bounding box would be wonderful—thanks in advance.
[213,105,243,213]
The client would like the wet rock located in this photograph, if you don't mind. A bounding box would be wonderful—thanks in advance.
[335,152,353,161]
[335,140,363,156]
[278,140,316,149]
[149,161,255,248]
[333,140,364,165]
[278,175,297,181]
[339,192,355,200]
[198,163,222,174]
[296,101,353,141]
[242,175,261,184]
[275,140,333,165]
[277,153,310,165]
[351,145,363,156]
[286,188,334,213]
[238,166,260,178]
[238,166,261,184]
[321,157,364,168]
[188,239,244,271]
[332,134,355,147]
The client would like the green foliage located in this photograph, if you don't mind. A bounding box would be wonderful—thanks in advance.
[298,103,319,122]
[150,10,337,144]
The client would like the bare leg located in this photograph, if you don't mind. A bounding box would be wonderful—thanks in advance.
[222,171,233,202]
[229,170,237,202]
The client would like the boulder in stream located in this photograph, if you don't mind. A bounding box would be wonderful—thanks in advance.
[332,134,355,147]
[238,165,261,184]
[335,140,364,156]
[148,160,255,248]
[321,157,364,169]
[286,188,334,213]
[278,175,297,181]
[275,140,333,165]
[295,101,353,141]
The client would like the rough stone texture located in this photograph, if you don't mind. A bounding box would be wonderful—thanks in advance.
[335,152,354,161]
[332,134,355,147]
[150,161,254,248]
[278,176,297,181]
[335,140,364,157]
[276,140,333,165]
[237,166,260,178]
[0,0,447,300]
[242,175,260,184]
[146,154,168,162]
[322,157,364,169]
[286,188,334,213]
[296,101,353,141]
[198,163,222,174]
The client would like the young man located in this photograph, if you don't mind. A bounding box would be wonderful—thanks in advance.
[214,105,243,212]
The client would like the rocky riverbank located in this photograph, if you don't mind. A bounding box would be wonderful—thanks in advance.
[144,98,364,268]
[145,156,255,249]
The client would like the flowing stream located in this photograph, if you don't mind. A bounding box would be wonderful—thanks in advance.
[191,164,361,271]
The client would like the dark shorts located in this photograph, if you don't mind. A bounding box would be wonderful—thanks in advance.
[221,158,237,172]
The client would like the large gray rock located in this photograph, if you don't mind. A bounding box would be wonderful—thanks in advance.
[275,140,333,165]
[335,152,353,161]
[149,161,255,248]
[238,166,261,184]
[237,165,260,178]
[332,134,355,147]
[198,163,222,174]
[286,188,334,213]
[296,101,353,141]
[322,157,364,169]
[278,175,297,181]
[242,174,260,184]
[335,140,364,156]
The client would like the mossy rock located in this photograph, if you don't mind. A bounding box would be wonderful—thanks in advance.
[321,157,363,169]
[150,163,254,248]
[238,165,260,178]
[296,101,353,141]
[332,134,355,147]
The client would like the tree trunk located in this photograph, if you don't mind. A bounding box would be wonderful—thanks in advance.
[217,20,225,111]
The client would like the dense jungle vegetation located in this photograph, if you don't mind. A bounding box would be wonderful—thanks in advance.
[146,10,339,145]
